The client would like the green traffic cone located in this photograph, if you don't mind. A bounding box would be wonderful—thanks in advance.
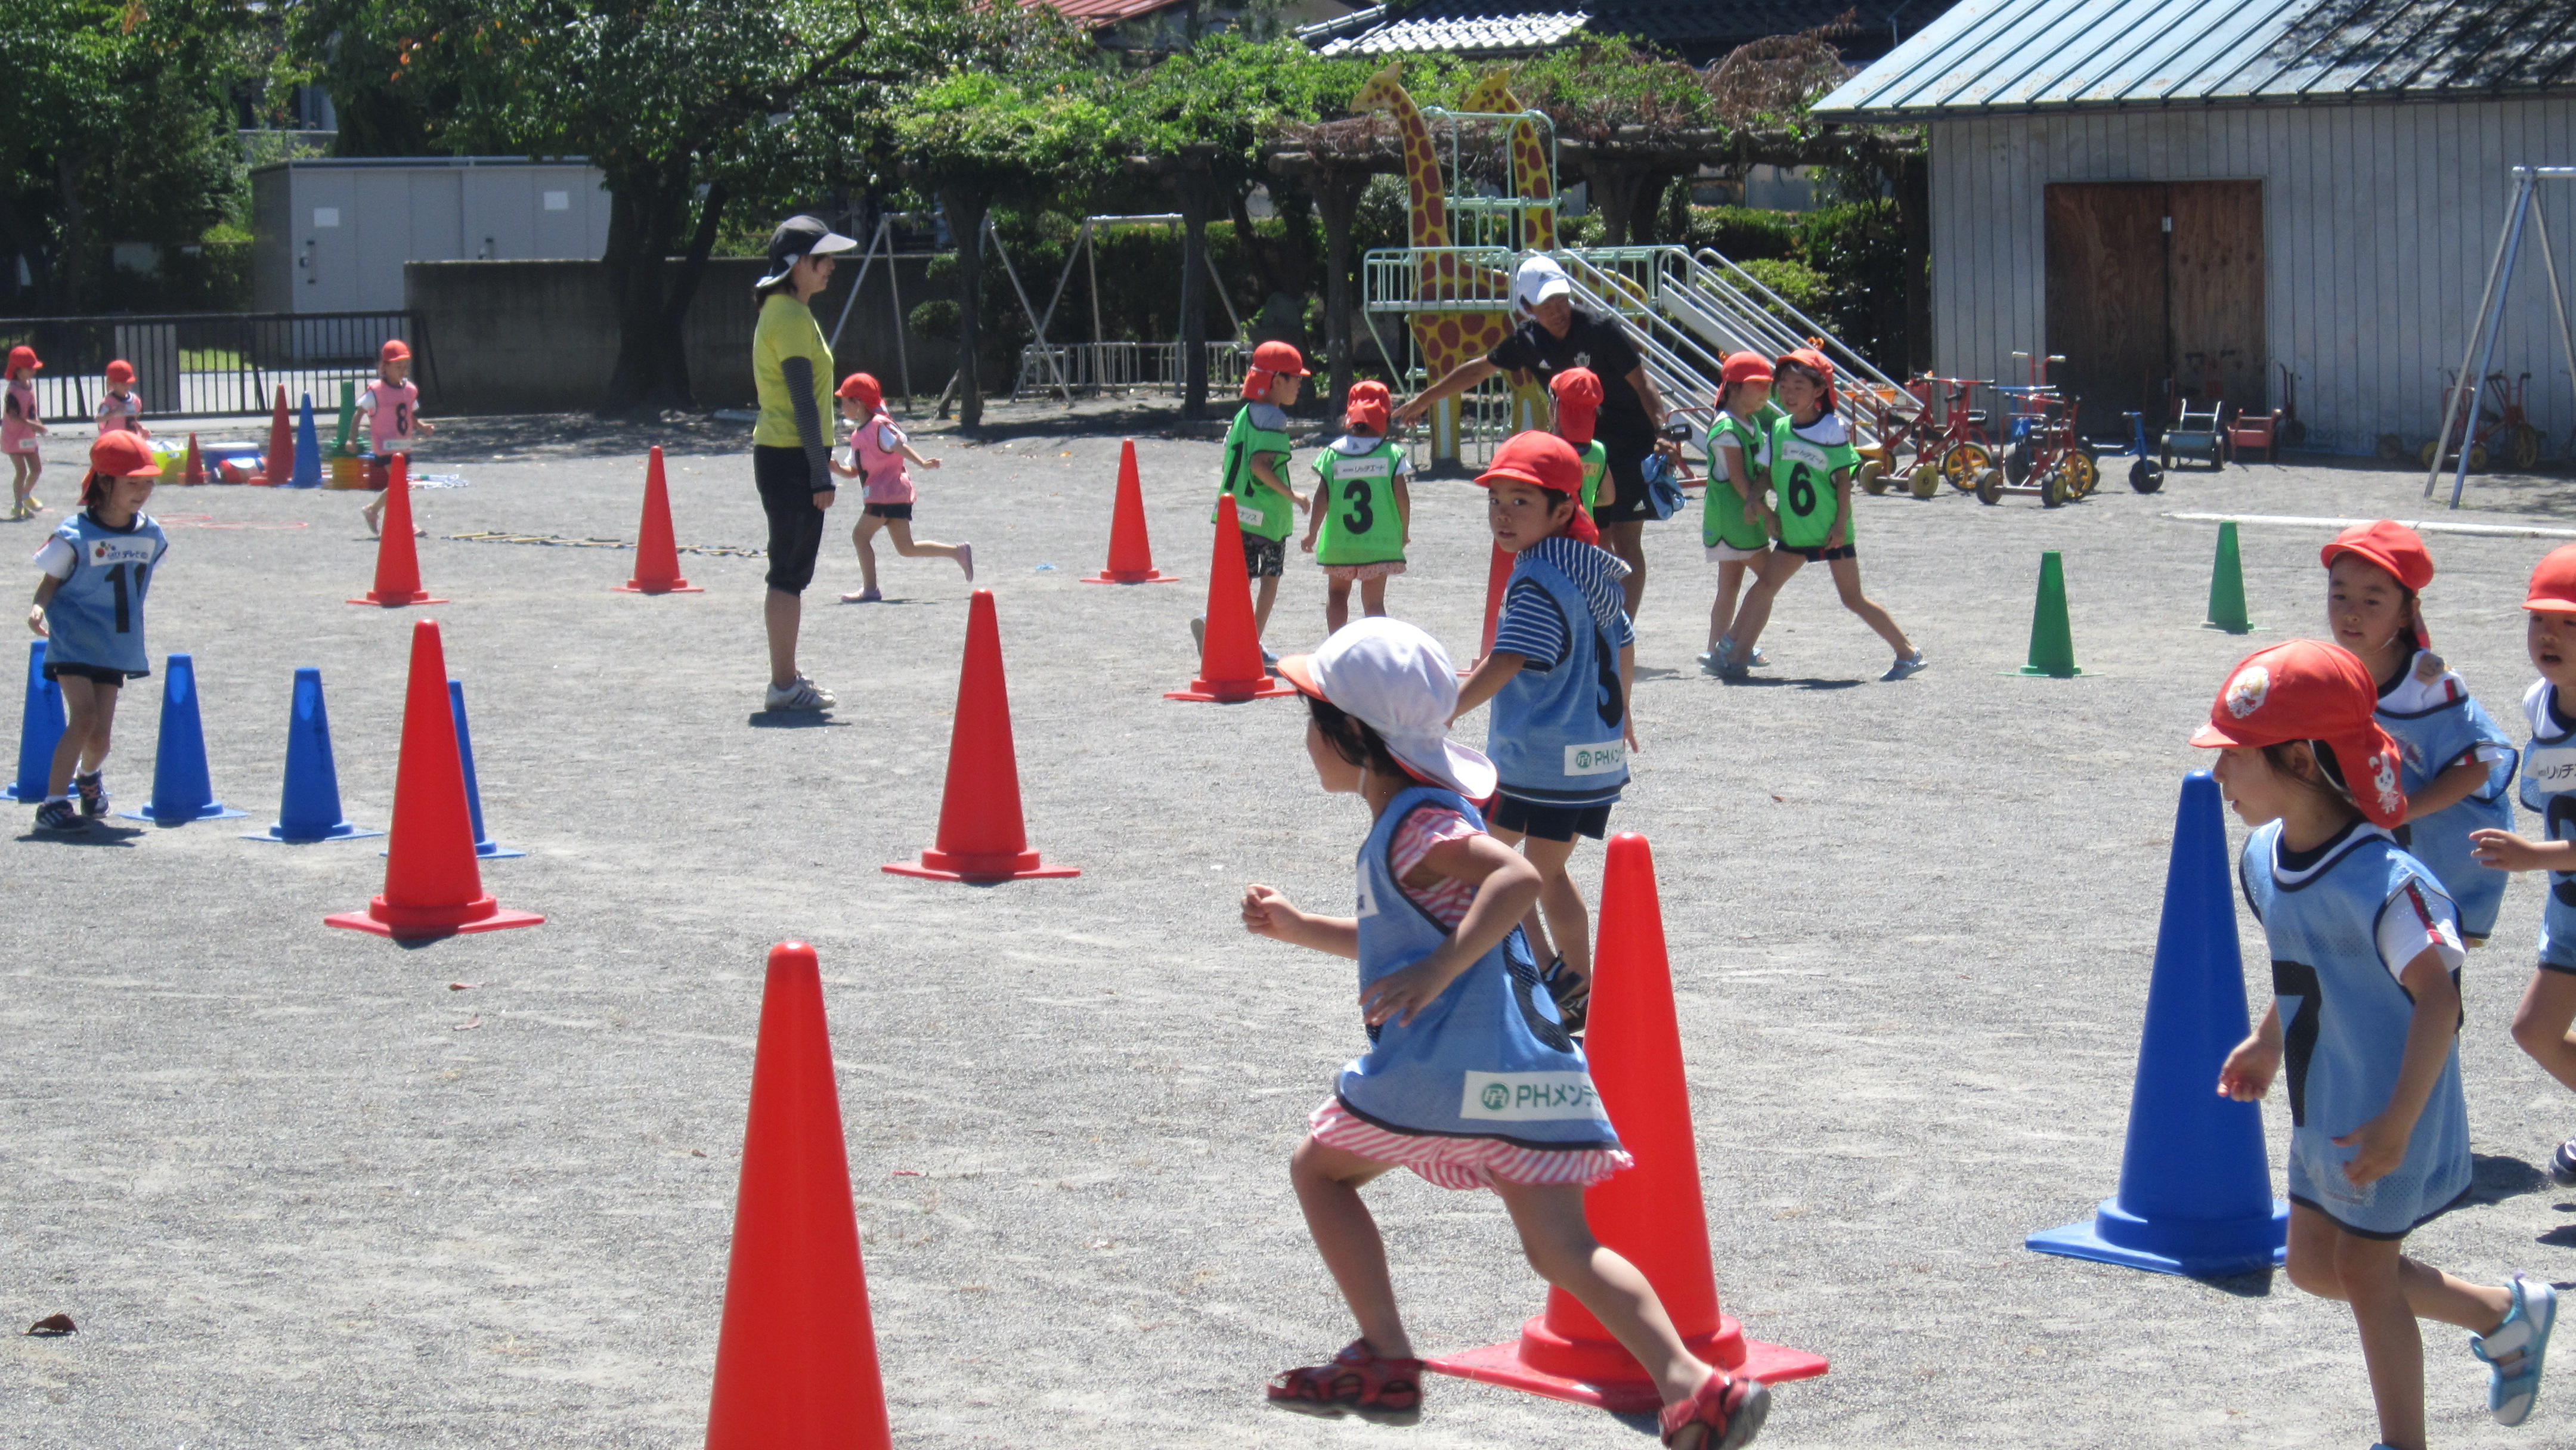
[2017,550,2083,677]
[2203,521,2253,633]
[333,379,357,457]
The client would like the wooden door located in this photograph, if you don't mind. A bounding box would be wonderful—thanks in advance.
[2044,180,2266,433]
[2168,181,2266,419]
[2045,182,2169,432]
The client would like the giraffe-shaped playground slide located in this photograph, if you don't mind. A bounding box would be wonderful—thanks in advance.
[1459,70,1556,435]
[1354,65,1520,463]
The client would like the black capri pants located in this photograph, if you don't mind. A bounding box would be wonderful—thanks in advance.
[754,444,829,594]
[1588,419,1657,528]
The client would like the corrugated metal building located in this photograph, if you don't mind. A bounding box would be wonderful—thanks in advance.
[1299,0,1950,63]
[1814,0,2576,454]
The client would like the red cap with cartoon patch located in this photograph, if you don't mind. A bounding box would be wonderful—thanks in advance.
[2191,639,2408,828]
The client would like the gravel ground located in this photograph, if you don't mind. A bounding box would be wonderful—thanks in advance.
[10,404,2576,1449]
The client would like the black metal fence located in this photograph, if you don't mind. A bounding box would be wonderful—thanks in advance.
[0,311,435,423]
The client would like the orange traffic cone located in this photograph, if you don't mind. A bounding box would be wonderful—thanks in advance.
[614,445,702,594]
[704,942,894,1450]
[1081,439,1178,584]
[1425,832,1827,1411]
[253,386,290,485]
[349,454,448,606]
[884,590,1078,882]
[1165,495,1295,703]
[325,619,541,940]
[181,432,204,486]
[1472,544,1513,671]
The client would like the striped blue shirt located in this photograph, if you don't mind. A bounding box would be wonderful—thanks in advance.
[1491,537,1633,671]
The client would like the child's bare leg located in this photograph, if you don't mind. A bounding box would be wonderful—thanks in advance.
[1724,552,1802,658]
[1324,577,1354,635]
[10,453,29,504]
[1709,560,1748,647]
[883,518,962,564]
[2511,971,2576,1093]
[1518,834,1589,976]
[841,515,884,599]
[47,677,114,797]
[1289,1136,1411,1358]
[1493,1180,1717,1425]
[1359,574,1390,619]
[1826,556,1914,656]
[1253,574,1281,643]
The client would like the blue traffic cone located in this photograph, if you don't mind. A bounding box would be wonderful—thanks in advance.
[2028,770,2286,1275]
[122,654,247,823]
[290,394,324,488]
[244,667,380,842]
[5,640,65,802]
[451,680,522,859]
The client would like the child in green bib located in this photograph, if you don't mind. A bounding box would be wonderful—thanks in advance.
[1299,379,1411,634]
[1699,352,1782,675]
[1200,340,1312,663]
[1715,349,1925,683]
[1549,368,1614,513]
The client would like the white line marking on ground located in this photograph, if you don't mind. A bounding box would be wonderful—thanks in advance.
[2167,512,2576,540]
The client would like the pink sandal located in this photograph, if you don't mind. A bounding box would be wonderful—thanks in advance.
[1266,1339,1423,1423]
[1659,1371,1770,1449]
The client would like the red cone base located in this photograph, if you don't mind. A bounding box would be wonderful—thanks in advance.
[325,897,546,938]
[883,848,1080,884]
[1427,1319,1829,1413]
[1164,674,1297,702]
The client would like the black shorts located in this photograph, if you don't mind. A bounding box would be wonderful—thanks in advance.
[44,661,143,684]
[863,502,914,520]
[1491,795,1615,843]
[1588,431,1654,527]
[1781,542,1857,563]
[1241,532,1286,580]
[754,445,830,594]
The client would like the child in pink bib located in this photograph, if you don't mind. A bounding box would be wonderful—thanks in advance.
[829,373,971,603]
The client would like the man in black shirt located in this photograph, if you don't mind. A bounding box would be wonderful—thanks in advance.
[1395,256,1667,618]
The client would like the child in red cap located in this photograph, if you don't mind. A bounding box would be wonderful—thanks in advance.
[24,433,170,832]
[94,360,145,439]
[2207,637,2554,1446]
[2473,543,2576,1186]
[1700,352,1782,674]
[1456,430,1627,1023]
[1200,340,1312,663]
[829,371,968,602]
[1299,378,1408,634]
[2317,521,2515,947]
[358,340,434,538]
[5,344,46,521]
[1713,348,1924,682]
[1548,367,1612,513]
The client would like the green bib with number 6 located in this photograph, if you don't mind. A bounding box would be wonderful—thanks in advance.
[1768,412,1859,549]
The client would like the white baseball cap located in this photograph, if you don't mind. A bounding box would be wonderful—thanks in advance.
[1514,254,1574,310]
[1275,618,1498,800]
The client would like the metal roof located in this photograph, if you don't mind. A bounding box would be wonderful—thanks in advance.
[1813,0,2576,120]
[1308,4,1592,55]
[1301,0,1942,59]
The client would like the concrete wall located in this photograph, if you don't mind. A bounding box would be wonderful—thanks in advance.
[405,255,956,415]
[1929,95,2576,454]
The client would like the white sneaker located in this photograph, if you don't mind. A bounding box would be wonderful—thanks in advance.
[764,678,832,711]
[1882,651,1928,682]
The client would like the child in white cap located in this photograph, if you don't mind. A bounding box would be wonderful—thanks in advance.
[1243,616,1768,1449]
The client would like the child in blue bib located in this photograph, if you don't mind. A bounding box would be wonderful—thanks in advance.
[1243,618,1767,1449]
[2206,639,2554,1446]
[25,433,169,832]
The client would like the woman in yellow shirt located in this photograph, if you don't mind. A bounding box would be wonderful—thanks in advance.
[750,214,858,712]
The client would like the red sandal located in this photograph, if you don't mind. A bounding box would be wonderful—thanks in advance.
[1266,1339,1424,1423]
[1659,1370,1770,1450]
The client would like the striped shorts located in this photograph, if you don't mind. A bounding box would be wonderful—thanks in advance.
[1308,1096,1631,1191]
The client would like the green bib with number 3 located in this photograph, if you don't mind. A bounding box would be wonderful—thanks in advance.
[1310,438,1408,565]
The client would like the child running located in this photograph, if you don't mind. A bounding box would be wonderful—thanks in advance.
[2207,638,2554,1450]
[2472,545,2576,1184]
[1550,367,1614,513]
[1712,349,1924,683]
[831,371,969,602]
[1244,615,1770,1449]
[24,433,169,832]
[2321,522,2515,947]
[5,345,46,521]
[1299,379,1408,634]
[1197,340,1309,665]
[1699,352,1782,676]
[94,360,145,438]
[1456,430,1634,1025]
[358,339,434,538]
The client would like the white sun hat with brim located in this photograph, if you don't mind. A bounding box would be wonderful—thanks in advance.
[1513,253,1575,310]
[1275,618,1498,801]
[755,214,860,290]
